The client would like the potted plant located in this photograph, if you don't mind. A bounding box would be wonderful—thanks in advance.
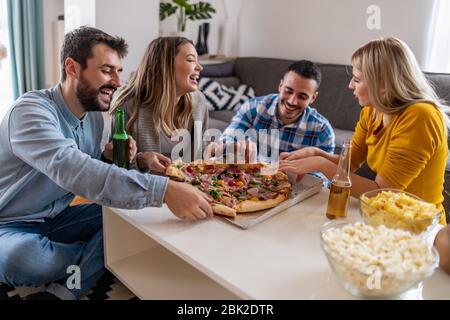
[160,0,216,34]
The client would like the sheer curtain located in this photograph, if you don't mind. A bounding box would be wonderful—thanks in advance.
[7,0,45,98]
[425,0,450,73]
[0,0,14,120]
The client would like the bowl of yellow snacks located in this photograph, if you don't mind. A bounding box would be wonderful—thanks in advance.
[359,189,441,235]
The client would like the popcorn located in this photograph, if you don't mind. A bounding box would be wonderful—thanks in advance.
[322,222,437,297]
[360,190,440,234]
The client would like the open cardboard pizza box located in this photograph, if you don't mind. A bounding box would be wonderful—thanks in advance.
[218,174,323,229]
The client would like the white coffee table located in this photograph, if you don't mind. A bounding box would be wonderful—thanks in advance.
[103,190,450,300]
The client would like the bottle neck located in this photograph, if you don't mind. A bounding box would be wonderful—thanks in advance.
[333,142,352,185]
[114,108,127,135]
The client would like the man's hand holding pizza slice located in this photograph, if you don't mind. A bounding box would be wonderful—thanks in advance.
[164,180,214,220]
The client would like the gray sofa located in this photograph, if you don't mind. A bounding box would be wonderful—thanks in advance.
[200,57,450,217]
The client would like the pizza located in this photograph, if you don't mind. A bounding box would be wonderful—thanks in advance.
[165,161,292,218]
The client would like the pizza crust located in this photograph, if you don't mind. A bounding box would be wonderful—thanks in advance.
[165,165,185,181]
[212,204,237,218]
[234,194,287,213]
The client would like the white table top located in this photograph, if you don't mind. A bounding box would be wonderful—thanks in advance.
[108,190,450,300]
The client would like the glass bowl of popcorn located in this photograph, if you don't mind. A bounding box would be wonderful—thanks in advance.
[320,220,439,299]
[359,189,441,235]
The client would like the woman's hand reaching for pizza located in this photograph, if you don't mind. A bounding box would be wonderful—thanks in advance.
[280,146,320,161]
[164,180,214,220]
[279,156,326,182]
[137,151,171,174]
[103,136,138,162]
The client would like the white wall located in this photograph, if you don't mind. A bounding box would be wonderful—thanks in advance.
[160,0,437,68]
[42,0,440,83]
[64,0,95,32]
[95,0,159,81]
[62,0,159,81]
[239,0,436,67]
[43,0,64,87]
[159,0,238,56]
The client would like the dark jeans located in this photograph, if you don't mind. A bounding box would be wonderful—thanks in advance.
[0,204,105,299]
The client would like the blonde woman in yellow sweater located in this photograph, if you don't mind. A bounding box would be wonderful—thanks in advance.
[279,37,449,224]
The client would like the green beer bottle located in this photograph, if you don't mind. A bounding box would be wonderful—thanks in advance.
[113,107,130,169]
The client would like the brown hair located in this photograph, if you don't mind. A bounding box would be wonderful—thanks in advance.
[351,37,450,128]
[111,37,194,136]
[60,26,128,81]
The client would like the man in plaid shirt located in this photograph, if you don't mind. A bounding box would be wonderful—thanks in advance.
[217,60,335,173]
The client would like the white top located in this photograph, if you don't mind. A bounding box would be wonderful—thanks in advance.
[159,130,179,158]
[107,190,450,299]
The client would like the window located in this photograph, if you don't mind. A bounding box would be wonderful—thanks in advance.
[425,0,450,73]
[0,0,14,121]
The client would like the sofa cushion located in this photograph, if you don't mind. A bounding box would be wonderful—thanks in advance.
[209,110,236,123]
[199,77,255,111]
[234,57,292,95]
[200,61,235,77]
[207,76,241,88]
[426,72,450,102]
[333,128,355,151]
[208,117,229,132]
[313,64,361,132]
[208,110,236,132]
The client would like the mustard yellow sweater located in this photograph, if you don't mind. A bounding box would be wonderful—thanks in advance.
[352,102,448,223]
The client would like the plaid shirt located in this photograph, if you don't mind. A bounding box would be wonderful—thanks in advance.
[221,94,335,157]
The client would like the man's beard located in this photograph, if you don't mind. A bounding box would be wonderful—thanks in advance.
[76,76,116,112]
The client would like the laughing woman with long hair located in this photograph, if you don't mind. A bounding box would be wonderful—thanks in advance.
[110,36,208,173]
[280,37,450,224]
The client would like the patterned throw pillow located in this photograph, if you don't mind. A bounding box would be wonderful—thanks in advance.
[199,77,255,111]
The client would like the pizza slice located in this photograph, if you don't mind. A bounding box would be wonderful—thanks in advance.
[165,161,291,218]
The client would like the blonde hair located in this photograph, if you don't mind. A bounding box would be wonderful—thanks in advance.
[351,37,450,129]
[111,37,193,136]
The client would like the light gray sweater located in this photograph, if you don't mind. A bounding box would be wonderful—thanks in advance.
[123,90,210,157]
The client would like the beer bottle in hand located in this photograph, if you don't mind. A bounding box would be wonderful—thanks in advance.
[326,140,352,219]
[113,107,129,169]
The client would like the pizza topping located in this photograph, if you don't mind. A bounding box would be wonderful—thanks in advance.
[238,193,248,201]
[272,181,292,192]
[221,196,237,207]
[242,174,251,185]
[209,189,221,200]
[248,181,262,189]
[260,191,277,200]
[275,172,288,181]
[247,187,259,198]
